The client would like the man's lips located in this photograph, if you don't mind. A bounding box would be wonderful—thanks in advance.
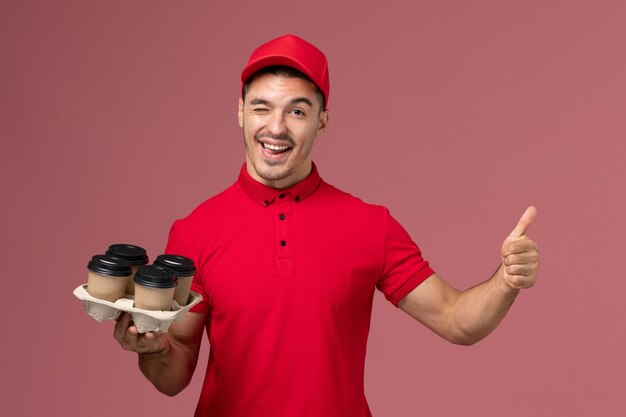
[257,140,293,158]
[261,142,291,152]
[256,135,294,156]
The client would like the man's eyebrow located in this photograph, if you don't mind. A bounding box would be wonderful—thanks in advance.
[249,98,271,106]
[290,97,314,107]
[248,97,314,107]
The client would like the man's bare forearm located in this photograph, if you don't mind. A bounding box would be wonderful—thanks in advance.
[138,339,196,396]
[451,207,541,344]
[451,264,519,345]
[114,311,206,396]
[399,208,539,345]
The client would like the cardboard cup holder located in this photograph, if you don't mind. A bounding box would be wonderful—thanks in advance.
[73,284,202,333]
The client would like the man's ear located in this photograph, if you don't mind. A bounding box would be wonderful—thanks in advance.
[317,109,329,137]
[238,97,244,128]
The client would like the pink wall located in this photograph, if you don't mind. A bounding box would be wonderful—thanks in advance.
[2,1,625,416]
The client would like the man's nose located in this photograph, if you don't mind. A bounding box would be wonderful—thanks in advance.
[266,111,288,137]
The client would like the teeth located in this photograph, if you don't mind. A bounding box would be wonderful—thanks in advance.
[263,143,291,151]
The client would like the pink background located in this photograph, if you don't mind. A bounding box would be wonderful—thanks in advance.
[2,1,625,415]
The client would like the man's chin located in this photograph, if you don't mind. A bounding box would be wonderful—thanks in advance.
[251,162,290,181]
[257,168,289,182]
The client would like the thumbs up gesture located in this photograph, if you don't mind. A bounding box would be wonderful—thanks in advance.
[501,206,540,290]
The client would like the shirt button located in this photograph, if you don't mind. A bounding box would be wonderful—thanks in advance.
[280,240,287,246]
[279,213,285,220]
[279,193,285,199]
[295,196,300,202]
[263,200,269,207]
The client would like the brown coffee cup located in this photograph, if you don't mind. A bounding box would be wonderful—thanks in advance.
[87,255,132,302]
[154,254,196,306]
[105,244,149,295]
[133,265,177,311]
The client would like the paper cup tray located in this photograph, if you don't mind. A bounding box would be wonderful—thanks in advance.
[73,284,202,333]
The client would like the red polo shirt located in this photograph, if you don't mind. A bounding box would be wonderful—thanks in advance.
[165,163,435,417]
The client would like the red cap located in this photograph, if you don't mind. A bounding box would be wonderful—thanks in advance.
[241,34,330,109]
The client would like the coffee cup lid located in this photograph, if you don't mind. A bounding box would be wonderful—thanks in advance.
[134,265,178,289]
[154,254,196,277]
[106,244,149,266]
[87,254,132,277]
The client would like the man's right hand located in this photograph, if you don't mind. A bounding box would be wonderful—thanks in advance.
[113,312,170,355]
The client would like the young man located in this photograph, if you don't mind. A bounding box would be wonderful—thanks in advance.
[114,34,539,417]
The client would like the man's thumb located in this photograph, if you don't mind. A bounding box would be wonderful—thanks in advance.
[508,206,538,239]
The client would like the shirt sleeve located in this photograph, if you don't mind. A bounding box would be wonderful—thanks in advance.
[165,219,210,314]
[376,211,435,307]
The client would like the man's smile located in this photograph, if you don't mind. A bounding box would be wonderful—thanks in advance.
[261,141,292,153]
[256,134,295,158]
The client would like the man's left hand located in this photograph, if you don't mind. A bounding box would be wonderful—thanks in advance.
[500,206,540,290]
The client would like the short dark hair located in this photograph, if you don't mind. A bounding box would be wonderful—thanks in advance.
[242,66,326,111]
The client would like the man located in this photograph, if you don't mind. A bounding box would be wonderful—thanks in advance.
[114,34,539,417]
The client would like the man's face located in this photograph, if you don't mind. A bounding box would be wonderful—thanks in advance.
[238,73,328,189]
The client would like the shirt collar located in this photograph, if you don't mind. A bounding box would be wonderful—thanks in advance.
[237,162,322,207]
